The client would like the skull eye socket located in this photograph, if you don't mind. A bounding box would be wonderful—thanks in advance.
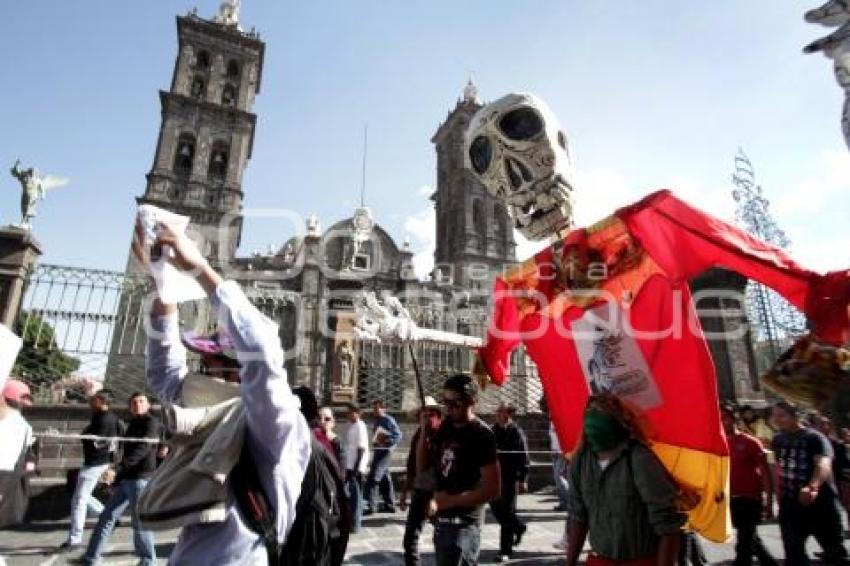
[469,136,492,175]
[499,107,543,141]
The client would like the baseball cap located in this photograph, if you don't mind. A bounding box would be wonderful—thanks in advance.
[3,379,33,407]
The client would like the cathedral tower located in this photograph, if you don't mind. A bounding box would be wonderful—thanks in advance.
[137,4,264,263]
[431,80,516,289]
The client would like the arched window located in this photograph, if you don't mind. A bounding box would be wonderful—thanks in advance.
[493,213,504,239]
[174,134,196,176]
[221,83,238,107]
[196,50,210,70]
[190,76,206,99]
[472,199,486,235]
[226,60,240,79]
[208,141,229,180]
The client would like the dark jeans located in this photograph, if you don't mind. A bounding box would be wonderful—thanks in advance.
[83,478,155,566]
[403,489,433,566]
[730,497,777,566]
[778,490,848,566]
[365,448,395,510]
[489,480,523,555]
[434,521,481,566]
[345,470,364,533]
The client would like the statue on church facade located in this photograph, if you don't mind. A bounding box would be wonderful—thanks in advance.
[214,0,241,28]
[9,159,68,228]
[336,341,355,387]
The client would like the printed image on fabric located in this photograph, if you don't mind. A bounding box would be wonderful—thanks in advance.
[571,302,661,410]
[441,446,456,478]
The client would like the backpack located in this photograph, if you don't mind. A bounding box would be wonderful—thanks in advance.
[231,434,350,566]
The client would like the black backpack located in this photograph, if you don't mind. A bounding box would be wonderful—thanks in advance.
[231,434,350,566]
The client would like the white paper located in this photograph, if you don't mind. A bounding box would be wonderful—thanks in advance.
[571,303,661,411]
[137,204,206,304]
[0,323,23,391]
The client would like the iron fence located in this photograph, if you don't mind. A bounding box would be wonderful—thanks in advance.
[12,263,545,414]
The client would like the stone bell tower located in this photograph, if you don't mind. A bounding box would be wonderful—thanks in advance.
[107,4,264,396]
[136,4,264,264]
[431,80,516,289]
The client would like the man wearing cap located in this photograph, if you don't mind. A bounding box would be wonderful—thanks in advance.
[0,379,35,528]
[132,221,311,564]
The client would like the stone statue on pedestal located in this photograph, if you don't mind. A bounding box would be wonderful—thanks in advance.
[336,341,355,387]
[9,159,68,228]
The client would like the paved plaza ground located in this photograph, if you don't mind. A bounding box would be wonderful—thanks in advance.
[3,481,841,565]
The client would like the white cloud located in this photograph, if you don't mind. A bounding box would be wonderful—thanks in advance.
[773,150,850,217]
[404,205,436,279]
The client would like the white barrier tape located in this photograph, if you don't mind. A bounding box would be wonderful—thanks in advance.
[34,431,560,454]
[35,431,161,444]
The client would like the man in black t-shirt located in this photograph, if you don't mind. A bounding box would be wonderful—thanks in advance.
[80,392,160,566]
[418,373,499,566]
[60,389,122,552]
[772,401,848,566]
[490,403,530,562]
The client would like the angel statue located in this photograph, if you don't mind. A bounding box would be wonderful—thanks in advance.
[9,159,68,228]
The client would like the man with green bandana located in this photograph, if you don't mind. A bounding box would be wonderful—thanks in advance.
[565,394,685,566]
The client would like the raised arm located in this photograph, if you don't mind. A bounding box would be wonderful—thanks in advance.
[145,299,188,403]
[621,190,850,345]
[476,276,524,385]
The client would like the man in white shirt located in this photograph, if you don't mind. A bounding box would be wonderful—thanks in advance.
[0,379,35,527]
[344,403,370,533]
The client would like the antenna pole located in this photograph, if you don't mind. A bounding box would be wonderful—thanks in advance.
[360,124,368,207]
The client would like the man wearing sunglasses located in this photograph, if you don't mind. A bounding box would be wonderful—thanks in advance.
[418,373,500,566]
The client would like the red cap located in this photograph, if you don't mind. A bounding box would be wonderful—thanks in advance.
[3,379,33,406]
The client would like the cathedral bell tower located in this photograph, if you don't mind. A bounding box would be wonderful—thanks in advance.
[431,80,516,289]
[137,3,264,264]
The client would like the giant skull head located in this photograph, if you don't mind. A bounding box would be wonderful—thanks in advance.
[464,92,576,241]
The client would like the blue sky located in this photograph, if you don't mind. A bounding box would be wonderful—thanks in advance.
[1,1,848,276]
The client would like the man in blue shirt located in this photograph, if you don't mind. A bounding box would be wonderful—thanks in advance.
[364,399,402,514]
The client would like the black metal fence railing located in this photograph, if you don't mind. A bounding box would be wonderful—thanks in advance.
[12,263,545,414]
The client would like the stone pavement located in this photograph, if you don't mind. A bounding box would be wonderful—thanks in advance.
[0,486,840,565]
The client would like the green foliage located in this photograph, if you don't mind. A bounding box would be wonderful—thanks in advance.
[12,312,80,386]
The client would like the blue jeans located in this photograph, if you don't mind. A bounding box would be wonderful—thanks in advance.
[83,478,155,565]
[67,464,109,544]
[365,449,395,510]
[434,522,481,566]
[345,470,364,533]
[552,454,569,508]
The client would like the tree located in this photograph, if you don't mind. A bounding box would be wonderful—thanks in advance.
[12,311,80,388]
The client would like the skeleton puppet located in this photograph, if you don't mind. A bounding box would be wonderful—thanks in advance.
[467,93,850,541]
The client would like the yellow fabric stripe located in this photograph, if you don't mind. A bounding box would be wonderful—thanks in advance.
[650,442,730,543]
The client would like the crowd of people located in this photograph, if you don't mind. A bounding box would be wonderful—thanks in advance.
[2,218,850,566]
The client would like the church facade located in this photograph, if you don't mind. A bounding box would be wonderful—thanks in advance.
[107,5,536,411]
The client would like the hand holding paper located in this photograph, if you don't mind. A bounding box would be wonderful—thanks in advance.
[133,205,208,304]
